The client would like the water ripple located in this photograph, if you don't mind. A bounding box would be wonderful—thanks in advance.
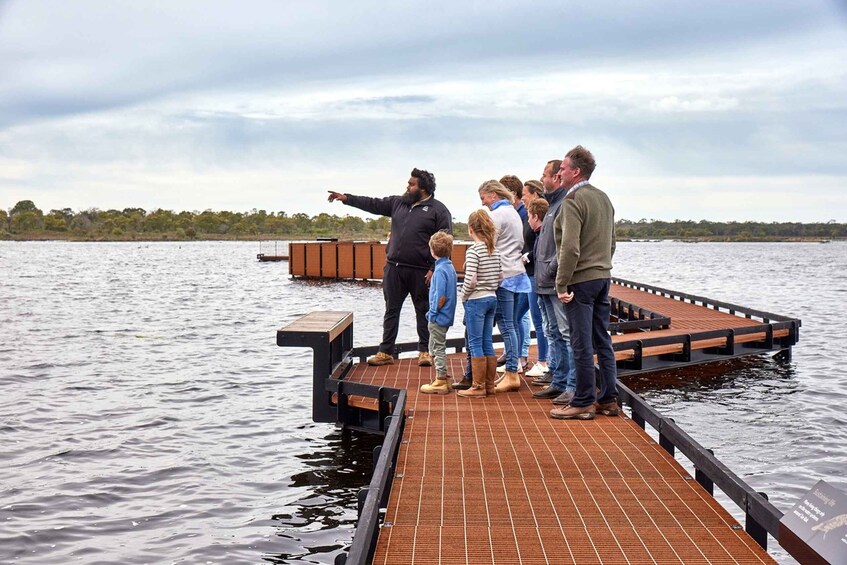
[1,240,844,564]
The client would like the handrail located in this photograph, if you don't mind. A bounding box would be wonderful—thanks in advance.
[337,387,407,565]
[613,277,802,326]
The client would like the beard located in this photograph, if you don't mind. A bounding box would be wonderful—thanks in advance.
[401,189,422,205]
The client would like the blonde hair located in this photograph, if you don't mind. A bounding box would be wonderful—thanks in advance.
[429,230,453,259]
[478,179,514,204]
[467,209,496,254]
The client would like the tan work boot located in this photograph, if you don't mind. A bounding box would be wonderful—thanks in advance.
[367,351,394,366]
[484,356,498,396]
[495,370,521,393]
[458,357,487,398]
[418,351,433,367]
[421,376,452,395]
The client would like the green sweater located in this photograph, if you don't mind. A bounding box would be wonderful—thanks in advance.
[555,183,616,292]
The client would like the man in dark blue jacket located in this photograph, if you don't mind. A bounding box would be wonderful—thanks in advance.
[328,168,453,366]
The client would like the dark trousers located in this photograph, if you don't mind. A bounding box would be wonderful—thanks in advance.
[380,264,430,354]
[564,278,618,407]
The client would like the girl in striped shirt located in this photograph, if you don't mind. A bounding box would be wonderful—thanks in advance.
[457,210,503,398]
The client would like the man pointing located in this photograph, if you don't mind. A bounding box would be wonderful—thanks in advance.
[328,168,453,366]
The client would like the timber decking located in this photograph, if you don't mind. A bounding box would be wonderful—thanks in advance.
[331,280,792,563]
[345,356,774,564]
[609,284,790,363]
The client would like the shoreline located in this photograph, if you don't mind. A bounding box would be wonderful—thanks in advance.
[1,234,842,243]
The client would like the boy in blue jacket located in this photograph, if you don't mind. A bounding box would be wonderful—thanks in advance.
[420,231,458,394]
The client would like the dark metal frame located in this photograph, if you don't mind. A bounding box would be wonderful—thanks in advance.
[334,386,406,565]
[277,314,355,423]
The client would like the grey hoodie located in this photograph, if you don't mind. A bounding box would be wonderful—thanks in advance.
[533,187,567,295]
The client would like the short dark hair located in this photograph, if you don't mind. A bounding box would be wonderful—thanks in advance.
[547,159,562,176]
[564,146,596,179]
[499,175,523,200]
[411,168,436,194]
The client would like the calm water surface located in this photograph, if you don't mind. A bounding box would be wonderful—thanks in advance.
[1,241,845,564]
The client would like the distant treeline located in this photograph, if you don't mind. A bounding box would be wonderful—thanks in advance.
[2,200,845,241]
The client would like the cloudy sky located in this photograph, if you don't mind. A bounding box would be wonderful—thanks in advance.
[1,0,846,222]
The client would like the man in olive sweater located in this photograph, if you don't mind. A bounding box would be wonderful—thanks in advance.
[550,146,619,420]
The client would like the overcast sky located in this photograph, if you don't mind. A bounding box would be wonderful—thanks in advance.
[1,0,846,222]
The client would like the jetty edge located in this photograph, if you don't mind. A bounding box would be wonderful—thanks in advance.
[277,321,827,561]
[276,241,821,564]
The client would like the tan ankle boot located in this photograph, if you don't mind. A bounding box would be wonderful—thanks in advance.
[485,356,498,396]
[458,357,487,398]
[495,370,521,393]
[420,376,452,395]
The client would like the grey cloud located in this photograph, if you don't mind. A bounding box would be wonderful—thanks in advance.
[1,0,842,128]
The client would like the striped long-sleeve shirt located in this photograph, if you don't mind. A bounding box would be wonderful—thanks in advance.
[461,241,502,302]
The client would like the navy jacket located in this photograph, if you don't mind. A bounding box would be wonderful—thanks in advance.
[344,194,453,270]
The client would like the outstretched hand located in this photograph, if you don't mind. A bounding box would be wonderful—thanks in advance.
[327,191,347,203]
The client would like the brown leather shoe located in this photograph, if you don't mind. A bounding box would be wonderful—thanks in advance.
[550,404,595,420]
[418,351,433,367]
[551,390,575,405]
[367,351,394,366]
[595,401,620,416]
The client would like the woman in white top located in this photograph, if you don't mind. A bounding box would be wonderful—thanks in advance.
[478,180,532,392]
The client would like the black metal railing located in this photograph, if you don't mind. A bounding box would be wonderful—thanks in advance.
[613,277,802,326]
[610,296,672,332]
[335,386,407,565]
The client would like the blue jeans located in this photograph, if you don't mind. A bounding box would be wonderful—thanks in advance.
[527,277,548,362]
[494,287,519,372]
[538,293,575,392]
[464,296,497,358]
[514,292,530,358]
[565,278,618,408]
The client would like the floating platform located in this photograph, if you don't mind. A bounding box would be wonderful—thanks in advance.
[257,253,288,262]
[277,241,810,564]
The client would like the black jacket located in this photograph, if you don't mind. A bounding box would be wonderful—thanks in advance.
[344,194,452,270]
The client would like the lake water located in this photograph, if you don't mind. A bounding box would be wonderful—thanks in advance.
[1,240,845,564]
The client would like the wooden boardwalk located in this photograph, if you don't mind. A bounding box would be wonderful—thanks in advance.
[277,273,802,563]
[346,355,773,564]
[332,281,794,563]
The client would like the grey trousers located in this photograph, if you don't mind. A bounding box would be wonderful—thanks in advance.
[428,322,449,377]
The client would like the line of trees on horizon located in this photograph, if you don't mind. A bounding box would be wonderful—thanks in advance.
[2,200,845,241]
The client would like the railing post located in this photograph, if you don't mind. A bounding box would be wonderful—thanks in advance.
[357,488,368,519]
[696,449,714,495]
[659,418,675,456]
[746,492,769,550]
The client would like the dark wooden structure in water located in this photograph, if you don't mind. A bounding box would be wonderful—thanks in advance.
[277,241,814,564]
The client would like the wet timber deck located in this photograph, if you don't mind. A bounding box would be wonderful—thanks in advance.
[345,355,774,564]
[332,280,797,563]
[278,266,801,563]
